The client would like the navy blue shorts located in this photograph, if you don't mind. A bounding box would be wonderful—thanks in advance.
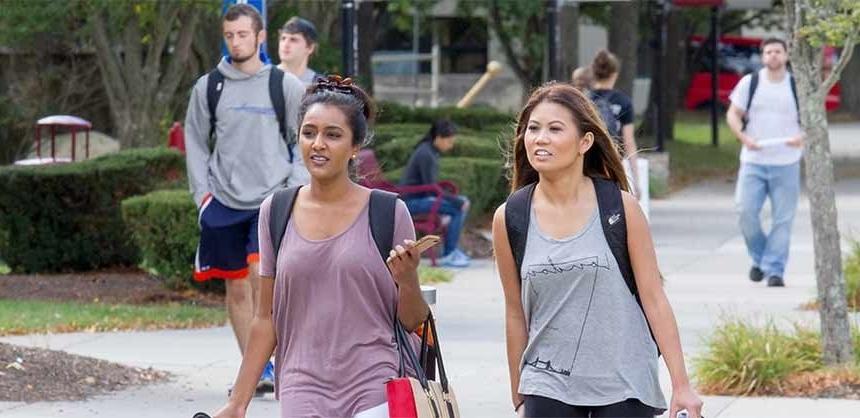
[194,194,260,281]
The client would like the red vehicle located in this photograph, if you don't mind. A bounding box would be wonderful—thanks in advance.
[684,35,841,111]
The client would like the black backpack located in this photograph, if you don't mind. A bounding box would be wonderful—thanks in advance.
[742,71,799,131]
[206,67,295,163]
[504,177,659,354]
[588,91,621,141]
[267,186,398,276]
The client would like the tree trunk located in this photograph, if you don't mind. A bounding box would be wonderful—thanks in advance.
[356,0,375,95]
[786,0,855,366]
[91,5,200,148]
[640,8,680,141]
[559,2,579,81]
[608,1,639,97]
[842,44,860,117]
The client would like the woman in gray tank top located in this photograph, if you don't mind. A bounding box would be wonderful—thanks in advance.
[211,78,429,418]
[492,83,703,418]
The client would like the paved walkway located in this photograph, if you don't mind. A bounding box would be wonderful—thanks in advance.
[2,124,860,418]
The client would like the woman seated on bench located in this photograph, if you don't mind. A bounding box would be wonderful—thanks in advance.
[400,119,471,268]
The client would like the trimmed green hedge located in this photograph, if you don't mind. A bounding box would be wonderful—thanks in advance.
[0,147,185,273]
[376,101,514,130]
[121,189,198,290]
[375,134,504,173]
[386,156,507,217]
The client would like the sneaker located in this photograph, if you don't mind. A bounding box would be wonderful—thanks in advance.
[767,276,785,287]
[749,266,764,282]
[255,361,275,395]
[440,249,470,268]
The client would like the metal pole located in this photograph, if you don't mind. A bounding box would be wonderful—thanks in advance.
[431,32,440,108]
[711,5,720,147]
[546,0,559,81]
[654,1,666,152]
[85,129,90,159]
[50,125,56,160]
[71,128,77,162]
[341,0,356,77]
[412,5,420,105]
[35,125,40,159]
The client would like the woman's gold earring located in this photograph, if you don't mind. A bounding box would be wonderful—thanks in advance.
[352,154,357,160]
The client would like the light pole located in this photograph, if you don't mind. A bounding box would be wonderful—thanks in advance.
[546,0,560,81]
[341,0,357,77]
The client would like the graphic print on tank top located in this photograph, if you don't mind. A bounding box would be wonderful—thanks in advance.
[522,253,611,376]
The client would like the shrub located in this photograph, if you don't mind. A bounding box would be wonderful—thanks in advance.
[0,147,185,272]
[386,156,507,217]
[373,123,429,147]
[694,318,860,395]
[376,101,514,130]
[374,133,504,172]
[122,189,198,290]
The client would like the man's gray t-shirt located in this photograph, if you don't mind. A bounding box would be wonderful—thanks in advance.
[518,206,667,411]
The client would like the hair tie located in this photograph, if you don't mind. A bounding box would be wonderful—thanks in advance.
[312,75,355,96]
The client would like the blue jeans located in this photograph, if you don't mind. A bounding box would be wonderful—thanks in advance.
[735,162,801,277]
[404,195,468,256]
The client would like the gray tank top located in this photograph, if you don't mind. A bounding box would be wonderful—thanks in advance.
[518,206,667,410]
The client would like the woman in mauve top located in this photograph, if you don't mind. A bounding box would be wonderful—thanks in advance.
[213,77,429,418]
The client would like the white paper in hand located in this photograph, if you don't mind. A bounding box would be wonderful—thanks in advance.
[755,137,792,148]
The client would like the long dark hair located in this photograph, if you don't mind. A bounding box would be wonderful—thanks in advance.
[509,82,630,192]
[417,119,457,148]
[299,75,376,148]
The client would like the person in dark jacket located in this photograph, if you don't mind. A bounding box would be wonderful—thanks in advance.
[400,120,471,268]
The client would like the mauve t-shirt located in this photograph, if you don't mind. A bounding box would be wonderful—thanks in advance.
[258,192,416,418]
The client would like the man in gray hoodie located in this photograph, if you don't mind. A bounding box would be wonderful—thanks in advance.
[183,3,308,395]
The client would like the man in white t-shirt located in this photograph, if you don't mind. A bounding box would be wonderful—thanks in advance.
[726,38,805,288]
[277,17,322,87]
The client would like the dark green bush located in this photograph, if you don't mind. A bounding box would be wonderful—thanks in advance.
[122,189,198,290]
[375,134,505,172]
[0,147,185,273]
[376,101,514,130]
[386,156,507,217]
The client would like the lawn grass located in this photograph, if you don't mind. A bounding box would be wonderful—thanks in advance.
[0,299,226,336]
[668,112,741,190]
[419,266,454,284]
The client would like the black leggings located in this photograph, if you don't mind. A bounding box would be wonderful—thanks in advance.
[523,395,658,418]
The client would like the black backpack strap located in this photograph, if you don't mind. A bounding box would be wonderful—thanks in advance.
[593,177,660,355]
[789,74,800,119]
[505,183,537,280]
[206,69,225,149]
[268,67,294,163]
[369,189,398,262]
[268,186,302,278]
[594,177,636,297]
[742,71,759,131]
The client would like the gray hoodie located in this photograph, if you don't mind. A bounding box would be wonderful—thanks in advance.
[184,57,310,210]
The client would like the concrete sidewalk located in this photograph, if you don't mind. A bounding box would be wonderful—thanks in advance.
[3,180,860,417]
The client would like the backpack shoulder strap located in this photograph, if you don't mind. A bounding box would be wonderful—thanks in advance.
[206,69,225,148]
[742,72,759,131]
[593,177,660,355]
[789,73,800,116]
[505,183,536,281]
[268,186,302,277]
[268,67,294,163]
[594,177,636,297]
[369,189,399,262]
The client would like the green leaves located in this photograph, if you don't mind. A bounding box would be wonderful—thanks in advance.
[796,0,860,47]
